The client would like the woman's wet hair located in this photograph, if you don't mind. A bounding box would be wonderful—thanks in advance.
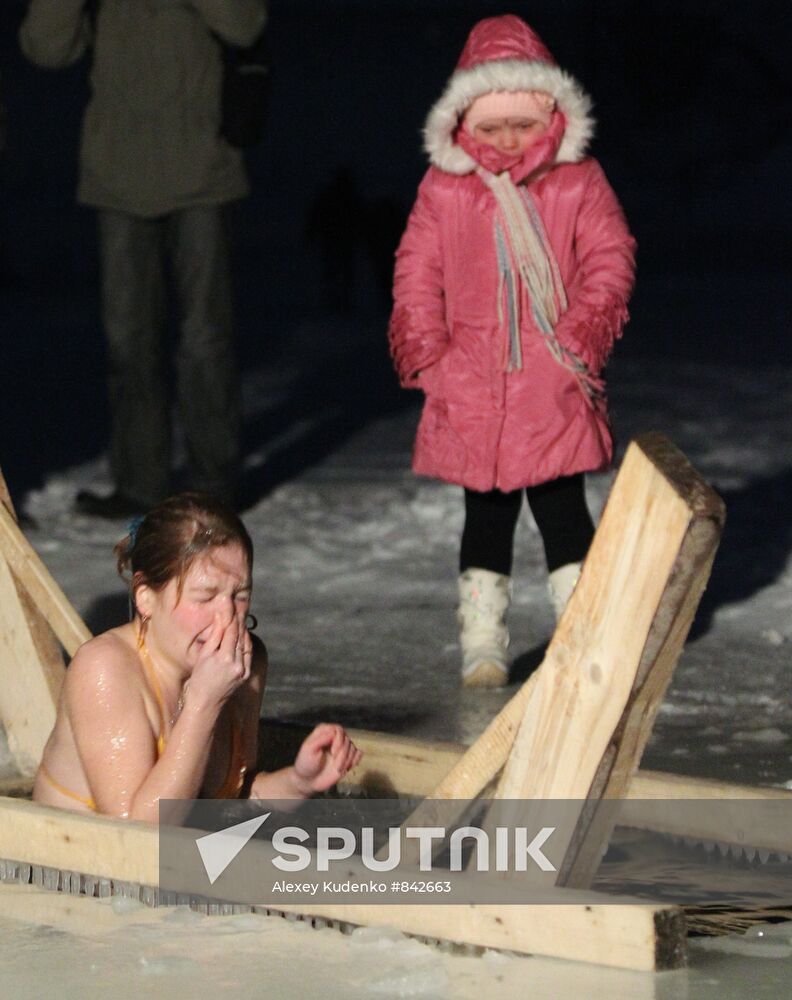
[115,493,253,602]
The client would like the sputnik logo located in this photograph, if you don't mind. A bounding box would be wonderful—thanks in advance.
[196,812,271,884]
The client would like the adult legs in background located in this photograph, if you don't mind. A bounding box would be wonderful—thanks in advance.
[168,205,240,505]
[79,210,170,514]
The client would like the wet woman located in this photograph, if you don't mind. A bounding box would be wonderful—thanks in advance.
[34,493,361,820]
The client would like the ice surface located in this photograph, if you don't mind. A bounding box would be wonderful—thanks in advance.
[367,964,449,996]
[138,954,199,976]
[732,728,788,745]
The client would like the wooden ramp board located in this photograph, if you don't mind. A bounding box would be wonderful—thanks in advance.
[0,795,686,971]
[0,472,71,774]
[259,721,792,857]
[5,726,792,857]
[493,433,725,887]
[0,500,91,659]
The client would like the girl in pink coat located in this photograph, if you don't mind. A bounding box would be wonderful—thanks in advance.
[388,15,636,687]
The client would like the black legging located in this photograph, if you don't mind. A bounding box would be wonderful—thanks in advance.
[460,474,595,576]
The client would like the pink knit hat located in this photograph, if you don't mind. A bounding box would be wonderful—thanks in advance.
[463,90,556,131]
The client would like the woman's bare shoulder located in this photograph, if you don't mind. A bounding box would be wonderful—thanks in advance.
[67,627,142,692]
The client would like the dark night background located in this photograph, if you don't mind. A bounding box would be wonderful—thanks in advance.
[1,0,790,506]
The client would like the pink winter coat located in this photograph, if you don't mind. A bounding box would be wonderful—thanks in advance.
[388,16,636,493]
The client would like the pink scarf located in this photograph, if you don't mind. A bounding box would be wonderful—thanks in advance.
[455,110,566,183]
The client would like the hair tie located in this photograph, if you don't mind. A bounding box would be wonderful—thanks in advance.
[127,514,145,551]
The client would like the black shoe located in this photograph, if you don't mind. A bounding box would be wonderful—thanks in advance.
[74,489,147,520]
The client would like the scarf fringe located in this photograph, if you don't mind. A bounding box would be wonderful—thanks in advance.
[479,167,603,410]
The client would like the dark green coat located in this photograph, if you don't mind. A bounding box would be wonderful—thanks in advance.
[20,0,267,216]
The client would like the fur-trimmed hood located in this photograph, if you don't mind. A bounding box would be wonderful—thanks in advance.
[424,15,595,175]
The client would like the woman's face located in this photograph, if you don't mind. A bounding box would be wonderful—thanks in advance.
[469,115,548,155]
[142,543,252,670]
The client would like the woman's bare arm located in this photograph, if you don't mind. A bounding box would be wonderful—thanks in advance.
[67,637,219,820]
[70,615,252,821]
[248,723,362,802]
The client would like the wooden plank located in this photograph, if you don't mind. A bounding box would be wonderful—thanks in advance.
[268,899,685,972]
[0,883,167,937]
[375,682,537,864]
[0,466,13,513]
[0,501,91,659]
[319,714,775,813]
[0,475,69,683]
[619,795,792,857]
[0,554,64,773]
[0,796,686,971]
[8,720,790,855]
[492,435,724,887]
[0,797,159,886]
[558,435,727,884]
[269,722,791,872]
[0,472,68,773]
[629,770,792,802]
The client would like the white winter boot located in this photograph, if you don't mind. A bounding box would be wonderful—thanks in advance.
[548,561,582,622]
[457,568,511,688]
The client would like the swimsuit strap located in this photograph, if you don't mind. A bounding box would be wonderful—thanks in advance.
[136,629,169,758]
[38,762,97,812]
[36,631,168,811]
[137,628,245,797]
[37,632,166,811]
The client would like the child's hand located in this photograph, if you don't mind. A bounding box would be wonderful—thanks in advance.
[293,723,362,795]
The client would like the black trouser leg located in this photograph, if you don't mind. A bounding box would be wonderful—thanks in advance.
[460,487,522,576]
[460,474,595,577]
[99,210,170,507]
[525,473,594,572]
[169,204,240,504]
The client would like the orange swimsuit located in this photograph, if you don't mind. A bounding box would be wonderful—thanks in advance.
[39,634,247,811]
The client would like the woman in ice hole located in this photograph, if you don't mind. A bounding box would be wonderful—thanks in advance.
[34,492,361,820]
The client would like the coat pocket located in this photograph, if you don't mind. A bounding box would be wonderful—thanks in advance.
[416,353,445,395]
[415,396,467,479]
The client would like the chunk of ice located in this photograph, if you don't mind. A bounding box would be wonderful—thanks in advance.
[350,925,407,947]
[111,895,145,915]
[138,955,197,976]
[368,964,449,996]
[693,935,792,960]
